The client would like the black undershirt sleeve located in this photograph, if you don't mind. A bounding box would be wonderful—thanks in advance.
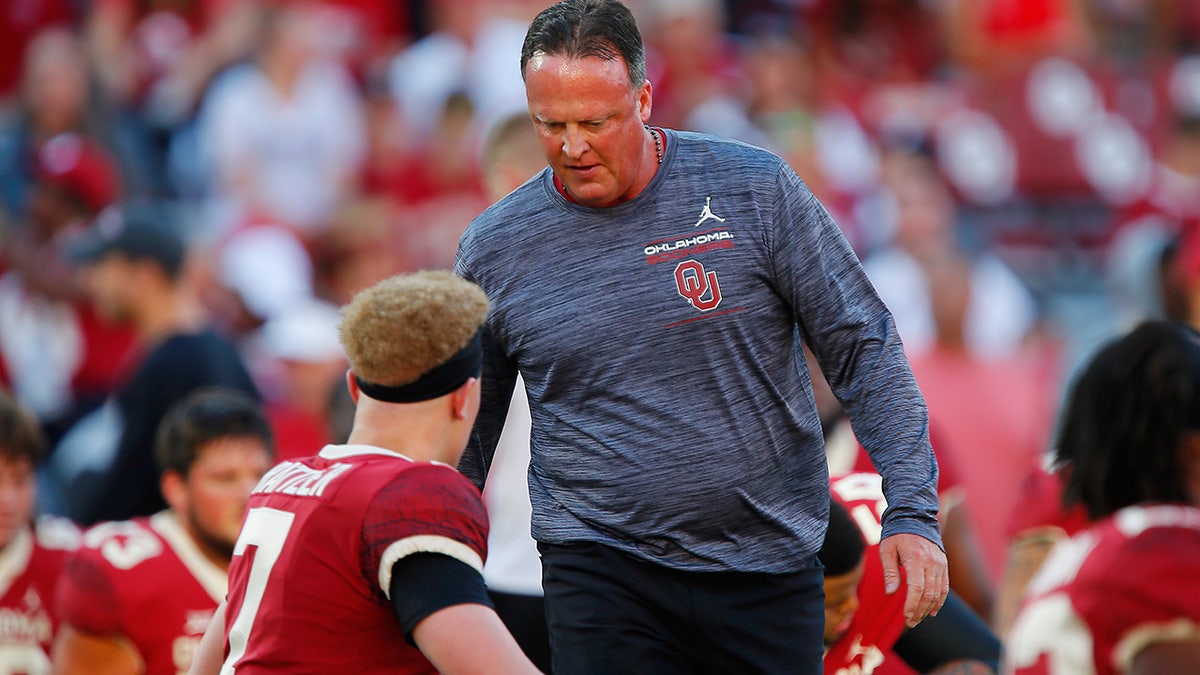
[389,552,495,646]
[893,590,1002,673]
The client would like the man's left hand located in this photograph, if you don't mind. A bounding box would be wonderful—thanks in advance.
[879,532,949,628]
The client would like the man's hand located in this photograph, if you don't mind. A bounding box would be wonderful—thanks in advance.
[880,532,949,628]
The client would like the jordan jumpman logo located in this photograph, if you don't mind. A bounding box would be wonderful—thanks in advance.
[693,197,726,227]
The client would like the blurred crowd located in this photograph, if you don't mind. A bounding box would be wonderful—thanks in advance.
[4,0,1200,624]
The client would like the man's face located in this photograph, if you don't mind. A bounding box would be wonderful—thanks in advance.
[0,456,36,551]
[79,254,138,323]
[525,53,653,208]
[177,437,272,560]
[823,559,865,646]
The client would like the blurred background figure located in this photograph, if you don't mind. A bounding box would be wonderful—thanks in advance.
[0,390,79,675]
[52,387,274,675]
[1004,321,1200,673]
[1104,112,1200,330]
[0,27,113,219]
[902,245,1058,591]
[191,209,317,346]
[43,203,257,525]
[0,0,77,112]
[862,142,1039,360]
[0,132,136,447]
[83,0,262,197]
[191,0,366,241]
[379,0,539,272]
[385,0,531,142]
[637,0,742,133]
[370,90,488,271]
[309,195,406,304]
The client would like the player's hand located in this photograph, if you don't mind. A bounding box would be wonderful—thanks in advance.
[879,532,948,628]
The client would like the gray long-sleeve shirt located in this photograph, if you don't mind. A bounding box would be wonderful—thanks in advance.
[455,129,940,573]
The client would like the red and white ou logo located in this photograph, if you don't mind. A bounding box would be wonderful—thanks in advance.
[674,260,722,311]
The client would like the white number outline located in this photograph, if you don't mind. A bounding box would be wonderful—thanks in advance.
[0,644,52,675]
[220,507,295,675]
[832,473,887,545]
[83,521,162,570]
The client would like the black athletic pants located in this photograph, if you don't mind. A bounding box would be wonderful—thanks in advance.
[488,589,553,674]
[539,541,825,675]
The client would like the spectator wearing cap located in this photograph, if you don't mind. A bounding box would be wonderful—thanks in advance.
[48,202,258,526]
[7,132,124,287]
[30,132,121,225]
[0,132,135,446]
[193,210,317,342]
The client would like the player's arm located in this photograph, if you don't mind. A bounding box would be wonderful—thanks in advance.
[939,493,995,621]
[51,625,141,675]
[1130,641,1200,674]
[390,553,542,674]
[187,600,227,675]
[52,542,143,675]
[993,527,1063,638]
[416,604,543,674]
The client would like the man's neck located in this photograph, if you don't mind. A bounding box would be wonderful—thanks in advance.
[346,409,456,466]
[135,288,206,345]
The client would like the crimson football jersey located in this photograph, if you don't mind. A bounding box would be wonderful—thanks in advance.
[825,472,909,675]
[1005,503,1200,675]
[0,517,79,675]
[56,511,227,675]
[220,444,489,673]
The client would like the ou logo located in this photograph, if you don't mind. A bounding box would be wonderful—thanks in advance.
[674,260,722,311]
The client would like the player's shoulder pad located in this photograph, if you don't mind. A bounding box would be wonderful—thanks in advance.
[78,518,165,571]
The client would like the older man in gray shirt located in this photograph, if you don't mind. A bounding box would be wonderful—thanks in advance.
[455,1,947,672]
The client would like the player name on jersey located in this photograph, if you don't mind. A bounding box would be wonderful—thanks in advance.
[253,462,353,498]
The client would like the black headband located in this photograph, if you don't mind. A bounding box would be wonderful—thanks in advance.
[355,329,483,404]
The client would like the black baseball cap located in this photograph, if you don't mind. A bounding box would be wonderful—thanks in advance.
[68,202,187,279]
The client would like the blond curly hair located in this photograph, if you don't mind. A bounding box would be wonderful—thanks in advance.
[339,270,489,386]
